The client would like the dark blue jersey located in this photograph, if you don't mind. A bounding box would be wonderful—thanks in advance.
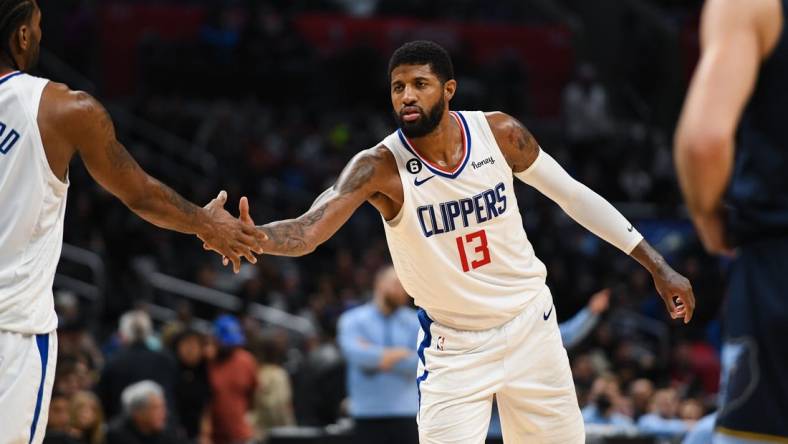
[726,0,788,245]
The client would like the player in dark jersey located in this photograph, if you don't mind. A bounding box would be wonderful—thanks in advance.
[675,0,788,441]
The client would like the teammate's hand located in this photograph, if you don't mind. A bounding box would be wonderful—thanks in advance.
[651,264,695,324]
[199,191,265,273]
[588,288,611,315]
[239,196,256,226]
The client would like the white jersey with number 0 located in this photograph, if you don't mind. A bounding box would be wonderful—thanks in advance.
[0,71,66,335]
[382,110,547,331]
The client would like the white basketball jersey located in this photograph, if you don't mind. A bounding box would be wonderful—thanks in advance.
[382,111,547,331]
[0,71,67,334]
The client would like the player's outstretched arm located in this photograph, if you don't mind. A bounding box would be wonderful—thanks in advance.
[251,146,392,257]
[674,0,768,256]
[44,84,262,272]
[487,112,695,323]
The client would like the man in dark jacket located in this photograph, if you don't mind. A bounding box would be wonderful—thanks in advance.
[106,380,186,444]
[97,310,178,421]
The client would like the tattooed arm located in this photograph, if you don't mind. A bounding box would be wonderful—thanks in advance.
[486,111,695,322]
[45,84,261,271]
[256,147,389,257]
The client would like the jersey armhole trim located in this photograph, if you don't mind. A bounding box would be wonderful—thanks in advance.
[32,79,69,189]
[478,111,516,173]
[380,142,407,228]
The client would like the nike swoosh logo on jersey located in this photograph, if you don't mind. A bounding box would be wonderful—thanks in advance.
[543,305,553,321]
[414,175,436,186]
[627,225,634,232]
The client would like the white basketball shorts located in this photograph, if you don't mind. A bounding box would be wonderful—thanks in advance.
[0,330,57,444]
[415,288,584,443]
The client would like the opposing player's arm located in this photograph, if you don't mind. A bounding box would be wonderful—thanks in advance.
[48,84,261,271]
[254,146,392,257]
[673,0,772,254]
[487,112,694,322]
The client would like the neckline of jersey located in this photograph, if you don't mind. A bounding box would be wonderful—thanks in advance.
[397,110,472,179]
[0,71,22,87]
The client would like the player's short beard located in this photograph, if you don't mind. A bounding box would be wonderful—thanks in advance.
[394,95,445,138]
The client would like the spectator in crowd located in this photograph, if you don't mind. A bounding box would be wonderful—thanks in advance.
[43,391,81,444]
[560,288,611,349]
[160,301,197,349]
[106,380,185,444]
[70,391,105,444]
[56,293,104,374]
[251,333,296,440]
[629,378,656,421]
[96,310,178,422]
[55,355,87,399]
[682,413,716,444]
[292,314,346,427]
[562,63,613,163]
[337,265,419,444]
[171,328,212,442]
[208,315,258,444]
[582,374,635,427]
[572,353,598,405]
[637,388,694,438]
[679,398,704,422]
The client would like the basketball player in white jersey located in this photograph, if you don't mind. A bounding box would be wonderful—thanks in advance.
[0,2,264,443]
[231,41,695,443]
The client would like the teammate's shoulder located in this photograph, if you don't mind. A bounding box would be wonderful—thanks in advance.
[41,83,109,129]
[43,82,101,114]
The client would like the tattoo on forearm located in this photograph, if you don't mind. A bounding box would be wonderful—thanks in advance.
[158,182,198,216]
[310,187,334,210]
[258,148,383,256]
[259,203,328,256]
[106,140,138,171]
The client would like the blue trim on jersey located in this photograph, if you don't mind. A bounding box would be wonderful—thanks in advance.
[29,333,49,444]
[397,111,473,179]
[0,71,22,87]
[416,309,433,410]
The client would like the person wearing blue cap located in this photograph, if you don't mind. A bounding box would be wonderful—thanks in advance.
[207,315,258,444]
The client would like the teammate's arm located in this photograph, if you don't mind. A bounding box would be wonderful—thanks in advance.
[49,85,261,272]
[487,112,695,323]
[674,0,769,255]
[251,147,392,256]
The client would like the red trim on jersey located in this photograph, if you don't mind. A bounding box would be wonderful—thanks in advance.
[0,71,20,82]
[402,111,468,175]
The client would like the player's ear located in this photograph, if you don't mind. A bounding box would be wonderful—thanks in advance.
[15,23,31,53]
[444,79,457,101]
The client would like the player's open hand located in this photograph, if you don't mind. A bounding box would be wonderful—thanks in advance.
[651,264,695,324]
[199,191,265,273]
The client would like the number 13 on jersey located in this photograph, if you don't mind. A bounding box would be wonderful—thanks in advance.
[455,229,491,272]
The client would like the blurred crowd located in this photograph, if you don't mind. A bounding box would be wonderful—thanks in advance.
[38,1,727,443]
[46,304,298,444]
